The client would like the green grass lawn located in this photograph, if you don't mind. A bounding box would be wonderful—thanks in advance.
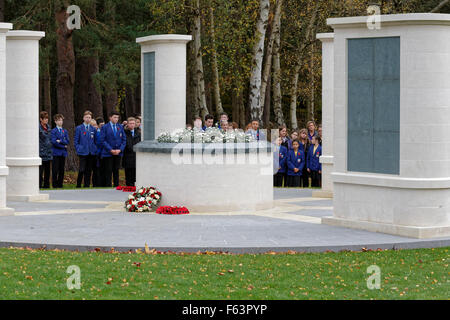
[0,247,448,300]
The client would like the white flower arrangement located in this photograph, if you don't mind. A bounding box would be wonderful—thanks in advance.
[157,128,255,144]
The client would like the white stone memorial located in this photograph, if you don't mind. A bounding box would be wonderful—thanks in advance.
[0,23,13,216]
[313,33,334,199]
[136,34,192,139]
[135,34,273,212]
[6,30,48,202]
[321,13,450,238]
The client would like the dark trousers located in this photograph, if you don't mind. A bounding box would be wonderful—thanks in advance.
[52,156,66,188]
[310,171,322,188]
[300,169,309,188]
[39,160,51,189]
[77,155,96,188]
[125,168,136,187]
[92,156,101,187]
[102,156,121,187]
[287,175,301,188]
[274,172,285,187]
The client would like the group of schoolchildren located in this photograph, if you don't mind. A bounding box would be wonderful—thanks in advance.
[274,121,323,188]
[38,110,142,189]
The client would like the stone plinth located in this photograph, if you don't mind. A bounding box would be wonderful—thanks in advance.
[135,142,274,212]
[0,23,13,216]
[322,13,450,238]
[136,35,192,140]
[6,30,48,202]
[313,33,334,199]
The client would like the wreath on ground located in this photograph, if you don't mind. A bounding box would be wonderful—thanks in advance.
[125,188,190,214]
[125,187,162,213]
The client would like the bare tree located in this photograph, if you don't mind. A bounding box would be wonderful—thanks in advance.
[259,0,283,125]
[55,2,77,170]
[209,7,223,117]
[272,0,285,127]
[248,0,270,122]
[193,0,209,119]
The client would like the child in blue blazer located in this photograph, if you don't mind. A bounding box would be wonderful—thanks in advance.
[274,137,288,187]
[287,140,305,188]
[307,135,322,188]
[74,111,98,188]
[99,111,127,187]
[51,114,69,188]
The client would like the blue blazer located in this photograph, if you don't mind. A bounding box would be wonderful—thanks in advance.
[99,122,126,158]
[95,129,102,156]
[287,149,305,176]
[74,124,97,156]
[277,145,288,174]
[51,127,69,157]
[307,145,322,172]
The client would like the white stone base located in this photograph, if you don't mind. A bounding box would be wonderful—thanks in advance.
[7,194,49,202]
[135,142,274,213]
[0,207,14,216]
[322,216,450,239]
[312,190,333,198]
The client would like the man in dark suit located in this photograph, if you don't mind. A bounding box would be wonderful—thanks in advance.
[74,110,98,188]
[122,117,141,186]
[99,111,126,187]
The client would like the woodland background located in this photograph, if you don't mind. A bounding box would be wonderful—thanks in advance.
[1,0,449,170]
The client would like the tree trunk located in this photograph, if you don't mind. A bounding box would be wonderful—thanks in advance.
[104,89,118,118]
[125,87,136,119]
[193,0,209,119]
[55,5,77,171]
[308,42,315,121]
[232,89,239,125]
[259,0,282,123]
[41,57,52,118]
[290,72,299,130]
[209,7,223,116]
[272,5,285,127]
[248,0,270,122]
[263,72,271,126]
[0,0,5,21]
[239,91,246,128]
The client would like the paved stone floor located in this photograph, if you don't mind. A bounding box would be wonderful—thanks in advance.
[0,188,449,253]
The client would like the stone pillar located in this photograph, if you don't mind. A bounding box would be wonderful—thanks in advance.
[322,13,450,238]
[0,23,14,215]
[6,30,48,202]
[136,34,192,141]
[313,33,334,199]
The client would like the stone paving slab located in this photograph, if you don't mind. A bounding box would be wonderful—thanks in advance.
[0,189,448,253]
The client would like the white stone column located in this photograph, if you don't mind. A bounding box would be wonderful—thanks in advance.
[0,23,14,215]
[6,31,48,202]
[313,33,334,198]
[136,35,192,140]
[322,13,450,238]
